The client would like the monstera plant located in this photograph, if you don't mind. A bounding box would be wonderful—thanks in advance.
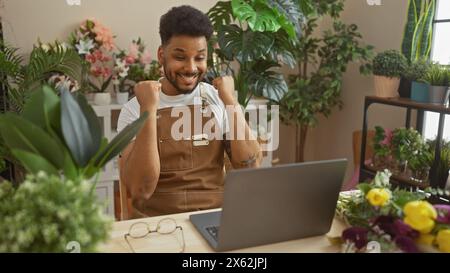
[0,85,147,182]
[207,0,304,107]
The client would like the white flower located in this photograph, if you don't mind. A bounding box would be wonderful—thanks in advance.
[374,169,392,187]
[115,59,129,78]
[144,63,151,74]
[40,44,50,52]
[75,38,94,55]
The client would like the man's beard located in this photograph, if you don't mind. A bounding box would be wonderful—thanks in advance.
[163,65,203,94]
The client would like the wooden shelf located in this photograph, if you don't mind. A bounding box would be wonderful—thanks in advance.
[361,165,430,189]
[365,96,450,114]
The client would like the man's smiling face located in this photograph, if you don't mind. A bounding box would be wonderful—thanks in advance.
[158,35,208,94]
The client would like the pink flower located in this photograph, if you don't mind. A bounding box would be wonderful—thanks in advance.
[125,55,136,65]
[90,66,103,77]
[381,129,393,146]
[128,43,139,60]
[85,53,96,64]
[102,67,112,78]
[140,49,152,65]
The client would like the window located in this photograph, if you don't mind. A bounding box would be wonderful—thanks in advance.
[423,0,450,141]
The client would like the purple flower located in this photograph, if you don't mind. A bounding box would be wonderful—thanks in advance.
[395,236,419,253]
[372,216,418,239]
[342,227,369,249]
[434,204,450,224]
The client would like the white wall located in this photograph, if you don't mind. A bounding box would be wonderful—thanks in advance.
[1,0,217,55]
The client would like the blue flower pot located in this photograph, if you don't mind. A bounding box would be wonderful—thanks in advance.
[410,81,429,103]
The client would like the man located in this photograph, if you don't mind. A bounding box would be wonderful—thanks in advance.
[118,5,262,217]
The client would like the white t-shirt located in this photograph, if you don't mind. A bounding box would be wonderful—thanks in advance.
[117,82,229,137]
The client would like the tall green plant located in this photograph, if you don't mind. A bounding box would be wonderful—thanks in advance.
[207,0,304,107]
[0,85,148,182]
[401,0,436,62]
[279,0,373,162]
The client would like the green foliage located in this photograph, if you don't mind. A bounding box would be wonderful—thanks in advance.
[279,1,373,130]
[391,127,426,163]
[427,139,450,186]
[403,58,430,81]
[422,63,449,86]
[402,0,436,62]
[0,42,83,112]
[372,50,408,78]
[207,0,303,107]
[0,85,148,182]
[373,126,391,157]
[0,172,112,252]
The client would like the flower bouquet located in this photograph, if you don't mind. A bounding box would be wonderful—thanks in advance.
[112,38,161,96]
[336,170,450,253]
[70,18,115,94]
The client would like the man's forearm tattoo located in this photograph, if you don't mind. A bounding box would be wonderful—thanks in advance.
[238,153,257,167]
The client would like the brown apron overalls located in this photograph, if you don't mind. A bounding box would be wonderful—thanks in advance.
[133,84,225,217]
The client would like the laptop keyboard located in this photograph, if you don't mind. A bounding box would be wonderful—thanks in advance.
[205,226,219,241]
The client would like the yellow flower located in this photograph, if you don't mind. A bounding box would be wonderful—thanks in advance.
[366,188,390,207]
[416,233,435,246]
[403,201,437,234]
[436,229,450,253]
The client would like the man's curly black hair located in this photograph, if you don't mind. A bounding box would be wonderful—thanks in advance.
[159,5,213,46]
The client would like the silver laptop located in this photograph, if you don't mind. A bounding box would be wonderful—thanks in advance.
[189,159,347,252]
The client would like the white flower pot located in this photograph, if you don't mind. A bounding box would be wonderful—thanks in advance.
[116,92,129,104]
[94,93,111,106]
[373,75,400,98]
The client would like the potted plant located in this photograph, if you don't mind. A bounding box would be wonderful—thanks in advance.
[372,126,393,170]
[0,85,148,182]
[207,0,303,108]
[69,18,116,105]
[408,142,432,183]
[427,139,450,188]
[0,172,112,252]
[372,50,408,98]
[391,127,425,177]
[278,0,373,162]
[422,63,449,104]
[113,38,161,104]
[405,59,431,103]
[399,0,436,98]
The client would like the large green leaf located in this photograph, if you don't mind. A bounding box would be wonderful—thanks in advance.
[246,61,288,102]
[231,0,281,32]
[268,0,303,40]
[75,92,102,150]
[21,85,60,131]
[60,89,98,167]
[401,0,420,61]
[207,1,234,30]
[11,149,59,176]
[418,0,435,59]
[218,25,274,63]
[83,137,108,179]
[94,112,148,168]
[0,113,65,169]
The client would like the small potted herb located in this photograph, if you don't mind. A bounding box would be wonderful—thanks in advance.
[372,50,407,98]
[422,63,449,104]
[403,59,430,102]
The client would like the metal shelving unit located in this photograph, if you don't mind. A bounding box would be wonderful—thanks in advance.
[359,96,450,189]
